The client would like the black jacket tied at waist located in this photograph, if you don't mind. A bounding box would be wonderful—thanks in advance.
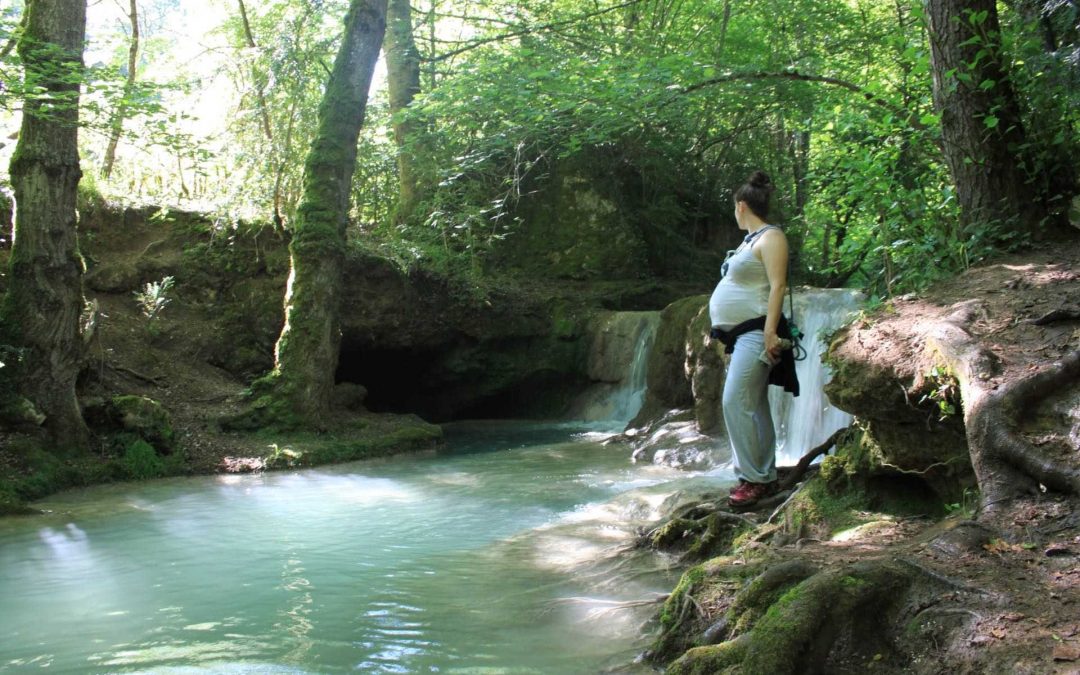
[709,315,800,396]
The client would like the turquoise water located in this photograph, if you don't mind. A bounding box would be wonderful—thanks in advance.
[0,423,729,673]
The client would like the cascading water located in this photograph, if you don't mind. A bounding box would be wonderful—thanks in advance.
[570,311,660,429]
[607,316,657,424]
[769,288,864,464]
[628,288,864,474]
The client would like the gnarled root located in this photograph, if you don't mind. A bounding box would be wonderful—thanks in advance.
[664,558,977,675]
[927,302,1080,516]
[643,509,755,561]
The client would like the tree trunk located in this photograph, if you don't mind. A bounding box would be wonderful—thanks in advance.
[237,0,283,226]
[101,0,138,180]
[3,0,90,450]
[266,0,388,427]
[384,0,423,223]
[925,0,1057,238]
[237,0,274,143]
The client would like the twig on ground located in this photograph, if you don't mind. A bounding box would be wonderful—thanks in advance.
[778,425,851,490]
[1027,308,1080,326]
[106,362,167,386]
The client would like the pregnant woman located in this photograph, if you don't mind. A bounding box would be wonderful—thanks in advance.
[708,171,799,508]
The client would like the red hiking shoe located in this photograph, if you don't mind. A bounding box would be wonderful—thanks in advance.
[728,481,775,508]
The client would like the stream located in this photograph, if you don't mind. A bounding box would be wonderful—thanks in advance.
[0,423,713,674]
[0,289,860,673]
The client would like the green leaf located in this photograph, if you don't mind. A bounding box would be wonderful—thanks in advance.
[983,115,999,129]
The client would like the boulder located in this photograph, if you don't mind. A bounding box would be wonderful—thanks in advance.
[110,395,174,452]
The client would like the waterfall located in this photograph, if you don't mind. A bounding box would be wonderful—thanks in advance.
[769,288,864,465]
[570,311,660,429]
[608,319,655,423]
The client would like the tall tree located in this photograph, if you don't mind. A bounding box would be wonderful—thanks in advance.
[384,0,424,222]
[3,0,90,449]
[925,0,1059,237]
[236,0,273,143]
[257,0,388,427]
[234,0,284,226]
[101,0,138,179]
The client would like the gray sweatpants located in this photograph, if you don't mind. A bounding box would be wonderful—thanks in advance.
[722,329,777,483]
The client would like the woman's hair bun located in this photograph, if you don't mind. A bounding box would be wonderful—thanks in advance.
[748,170,772,189]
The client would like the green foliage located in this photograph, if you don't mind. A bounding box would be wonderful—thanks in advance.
[211,0,345,224]
[265,442,302,469]
[133,275,175,332]
[944,487,979,519]
[120,439,166,479]
[919,365,961,420]
[5,0,1073,289]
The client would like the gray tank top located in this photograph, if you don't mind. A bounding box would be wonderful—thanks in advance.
[708,226,777,329]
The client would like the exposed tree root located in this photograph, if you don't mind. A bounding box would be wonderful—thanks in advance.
[663,558,970,675]
[926,302,1080,516]
[106,361,168,387]
[642,509,755,561]
[1027,308,1080,326]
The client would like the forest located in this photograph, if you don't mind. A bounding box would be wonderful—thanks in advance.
[0,0,1078,672]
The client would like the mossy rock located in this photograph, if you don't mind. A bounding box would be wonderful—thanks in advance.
[630,294,709,428]
[667,561,920,675]
[110,395,174,451]
[0,396,46,427]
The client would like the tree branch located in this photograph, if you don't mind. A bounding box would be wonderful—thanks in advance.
[778,425,852,490]
[426,0,645,63]
[681,70,929,134]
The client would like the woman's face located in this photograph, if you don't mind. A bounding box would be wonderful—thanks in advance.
[733,200,745,228]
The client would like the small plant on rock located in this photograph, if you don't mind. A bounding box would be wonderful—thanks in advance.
[920,365,961,420]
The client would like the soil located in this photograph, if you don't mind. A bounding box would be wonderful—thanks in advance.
[0,216,445,499]
[835,239,1080,672]
[837,240,1079,450]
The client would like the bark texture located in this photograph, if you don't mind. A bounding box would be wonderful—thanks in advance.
[267,0,388,427]
[925,0,1055,236]
[3,0,90,449]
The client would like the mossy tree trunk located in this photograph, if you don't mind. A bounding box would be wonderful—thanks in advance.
[925,0,1067,237]
[2,0,91,450]
[267,0,388,427]
[384,0,424,223]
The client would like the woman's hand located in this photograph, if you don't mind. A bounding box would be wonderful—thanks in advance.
[764,330,782,359]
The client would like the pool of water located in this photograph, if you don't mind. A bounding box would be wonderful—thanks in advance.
[0,422,735,673]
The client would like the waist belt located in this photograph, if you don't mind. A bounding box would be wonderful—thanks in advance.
[709,315,800,397]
